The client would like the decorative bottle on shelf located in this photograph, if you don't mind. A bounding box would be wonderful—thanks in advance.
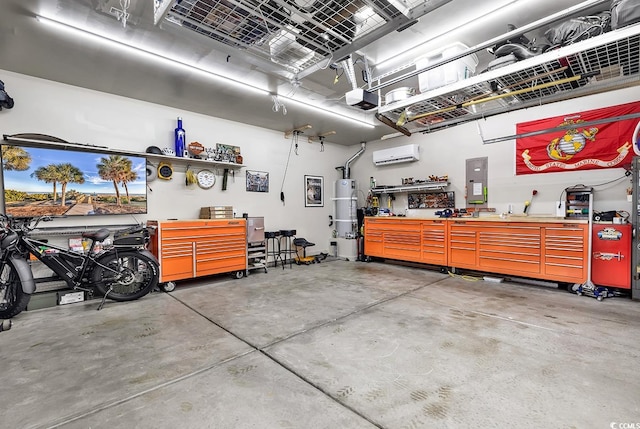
[175,117,186,158]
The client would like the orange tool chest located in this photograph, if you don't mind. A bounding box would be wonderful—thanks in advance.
[147,219,247,283]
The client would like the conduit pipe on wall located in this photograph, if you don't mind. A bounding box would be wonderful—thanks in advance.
[339,141,366,179]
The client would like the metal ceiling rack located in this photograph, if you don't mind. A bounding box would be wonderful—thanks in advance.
[376,21,640,136]
[153,0,452,74]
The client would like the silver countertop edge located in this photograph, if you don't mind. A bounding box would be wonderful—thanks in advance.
[366,216,589,224]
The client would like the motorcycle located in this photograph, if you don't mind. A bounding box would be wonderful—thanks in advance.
[0,215,159,318]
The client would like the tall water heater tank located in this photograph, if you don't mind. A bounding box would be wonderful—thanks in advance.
[334,179,357,238]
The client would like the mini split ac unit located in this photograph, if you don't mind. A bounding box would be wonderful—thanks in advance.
[372,144,420,166]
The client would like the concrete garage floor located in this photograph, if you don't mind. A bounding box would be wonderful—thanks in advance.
[1,260,639,429]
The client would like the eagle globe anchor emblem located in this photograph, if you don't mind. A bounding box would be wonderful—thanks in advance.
[546,124,598,161]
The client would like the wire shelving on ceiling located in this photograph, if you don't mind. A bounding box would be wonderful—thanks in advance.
[154,0,451,74]
[376,22,640,135]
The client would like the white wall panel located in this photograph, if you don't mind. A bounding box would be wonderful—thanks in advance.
[0,70,354,253]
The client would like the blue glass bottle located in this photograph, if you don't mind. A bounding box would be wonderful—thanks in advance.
[175,117,185,157]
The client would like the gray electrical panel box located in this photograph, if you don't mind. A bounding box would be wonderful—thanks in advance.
[466,157,488,207]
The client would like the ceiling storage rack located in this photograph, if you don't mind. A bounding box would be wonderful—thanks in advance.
[153,0,452,75]
[2,134,245,170]
[376,17,640,135]
[372,181,449,194]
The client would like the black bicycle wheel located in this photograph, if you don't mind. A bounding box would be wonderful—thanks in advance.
[91,250,159,301]
[0,261,31,319]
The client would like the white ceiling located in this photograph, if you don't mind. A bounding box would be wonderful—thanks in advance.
[0,0,611,145]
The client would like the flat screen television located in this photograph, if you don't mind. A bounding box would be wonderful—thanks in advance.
[1,144,147,217]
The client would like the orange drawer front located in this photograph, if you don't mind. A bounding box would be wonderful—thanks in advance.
[449,228,476,268]
[479,231,540,275]
[421,225,446,265]
[159,241,194,282]
[543,227,587,282]
[196,257,246,277]
[384,231,421,262]
[365,231,384,257]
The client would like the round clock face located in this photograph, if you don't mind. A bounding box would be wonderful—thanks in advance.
[196,169,216,189]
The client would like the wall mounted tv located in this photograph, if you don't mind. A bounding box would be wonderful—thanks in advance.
[1,144,147,217]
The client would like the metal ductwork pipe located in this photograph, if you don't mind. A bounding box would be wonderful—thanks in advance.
[342,141,366,179]
[341,56,358,91]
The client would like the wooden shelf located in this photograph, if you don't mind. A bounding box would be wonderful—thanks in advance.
[2,134,245,170]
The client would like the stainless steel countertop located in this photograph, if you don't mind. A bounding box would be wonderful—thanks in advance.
[366,216,588,224]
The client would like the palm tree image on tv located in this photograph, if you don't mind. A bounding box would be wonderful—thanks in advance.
[98,155,137,206]
[1,145,147,217]
[31,163,85,207]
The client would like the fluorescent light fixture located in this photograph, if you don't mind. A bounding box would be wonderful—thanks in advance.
[279,95,375,128]
[374,0,520,68]
[36,15,375,128]
[37,16,269,96]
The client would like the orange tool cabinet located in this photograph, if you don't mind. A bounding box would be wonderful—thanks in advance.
[364,218,447,265]
[147,219,247,283]
[365,217,589,284]
[542,223,589,283]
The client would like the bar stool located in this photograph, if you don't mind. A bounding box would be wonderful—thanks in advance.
[279,229,297,269]
[265,231,283,268]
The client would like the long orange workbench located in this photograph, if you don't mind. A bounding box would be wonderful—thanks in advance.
[364,216,589,284]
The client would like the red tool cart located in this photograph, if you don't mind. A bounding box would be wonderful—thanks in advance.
[591,223,632,289]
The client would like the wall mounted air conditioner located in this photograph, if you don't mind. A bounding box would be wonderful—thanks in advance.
[372,144,420,166]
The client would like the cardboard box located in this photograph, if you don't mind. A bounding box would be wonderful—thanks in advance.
[200,206,234,219]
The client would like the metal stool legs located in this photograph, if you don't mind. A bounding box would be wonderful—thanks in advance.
[265,231,283,268]
[279,229,296,269]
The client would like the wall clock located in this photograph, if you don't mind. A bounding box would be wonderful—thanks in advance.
[196,169,216,189]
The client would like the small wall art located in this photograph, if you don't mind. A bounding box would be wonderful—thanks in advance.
[305,175,323,207]
[246,170,269,192]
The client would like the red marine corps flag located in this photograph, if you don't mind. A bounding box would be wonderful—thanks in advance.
[515,101,639,175]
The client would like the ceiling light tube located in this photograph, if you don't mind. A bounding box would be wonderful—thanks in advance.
[36,16,270,96]
[278,95,374,128]
[37,15,376,128]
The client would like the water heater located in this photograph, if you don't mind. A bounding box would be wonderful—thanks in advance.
[334,179,357,238]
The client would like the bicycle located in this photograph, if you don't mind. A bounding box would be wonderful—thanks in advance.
[0,215,159,318]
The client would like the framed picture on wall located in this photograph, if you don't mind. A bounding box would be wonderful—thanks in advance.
[305,175,323,207]
[246,170,269,192]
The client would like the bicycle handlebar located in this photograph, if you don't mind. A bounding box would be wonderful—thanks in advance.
[0,215,53,233]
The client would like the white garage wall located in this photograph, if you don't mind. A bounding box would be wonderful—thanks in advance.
[352,89,636,218]
[1,69,635,256]
[0,70,356,253]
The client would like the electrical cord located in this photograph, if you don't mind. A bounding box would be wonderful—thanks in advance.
[447,270,483,282]
[559,173,628,208]
[280,131,297,205]
[271,95,287,115]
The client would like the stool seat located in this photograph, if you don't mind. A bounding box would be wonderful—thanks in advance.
[293,238,315,248]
